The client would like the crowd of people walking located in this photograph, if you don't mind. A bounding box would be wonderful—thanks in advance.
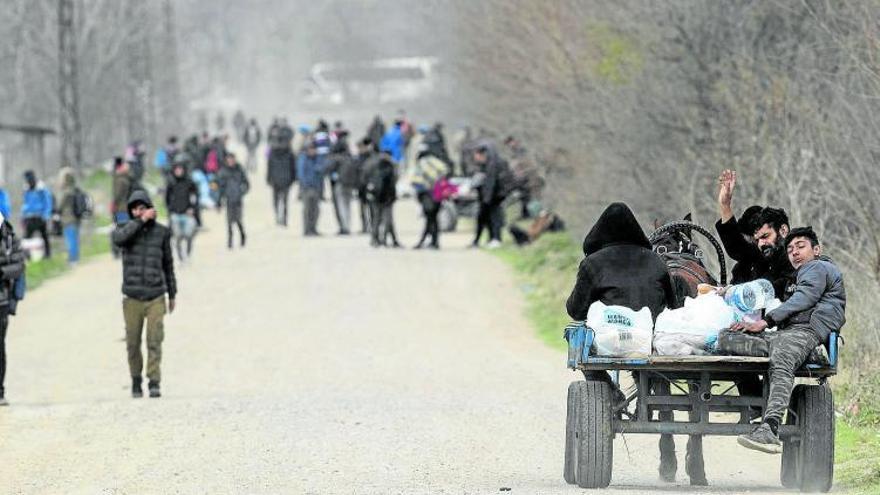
[0,108,554,405]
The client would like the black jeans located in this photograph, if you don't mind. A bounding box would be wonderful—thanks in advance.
[0,311,9,398]
[370,202,398,246]
[272,185,290,226]
[473,200,504,245]
[417,192,440,247]
[24,217,51,258]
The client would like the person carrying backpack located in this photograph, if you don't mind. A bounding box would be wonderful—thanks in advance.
[367,151,401,248]
[57,168,90,264]
[410,148,449,249]
[0,211,26,406]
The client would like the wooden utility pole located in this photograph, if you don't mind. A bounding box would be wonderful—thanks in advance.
[58,0,82,171]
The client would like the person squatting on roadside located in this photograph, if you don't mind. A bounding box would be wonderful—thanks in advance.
[719,227,846,454]
[0,213,26,406]
[266,137,297,227]
[165,162,199,261]
[112,191,177,399]
[297,142,326,237]
[21,170,53,259]
[217,153,250,249]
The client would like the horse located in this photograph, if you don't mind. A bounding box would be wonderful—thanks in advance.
[646,215,727,486]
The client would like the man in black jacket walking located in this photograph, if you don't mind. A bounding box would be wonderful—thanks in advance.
[165,162,199,261]
[266,144,296,227]
[218,153,250,248]
[112,191,177,398]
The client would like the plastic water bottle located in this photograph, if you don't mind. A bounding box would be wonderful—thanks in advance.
[724,279,775,313]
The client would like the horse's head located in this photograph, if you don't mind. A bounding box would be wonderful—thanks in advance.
[651,214,701,258]
[650,214,723,303]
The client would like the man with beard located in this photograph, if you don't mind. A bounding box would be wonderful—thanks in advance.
[112,191,176,398]
[715,169,795,298]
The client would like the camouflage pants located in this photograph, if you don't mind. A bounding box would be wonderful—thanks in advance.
[717,326,820,423]
[123,296,166,383]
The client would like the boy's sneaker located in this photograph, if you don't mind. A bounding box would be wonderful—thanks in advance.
[0,395,8,407]
[131,377,143,398]
[148,381,161,398]
[487,240,502,249]
[737,423,782,454]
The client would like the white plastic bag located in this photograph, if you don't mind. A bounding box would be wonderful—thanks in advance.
[585,302,653,357]
[653,293,735,355]
[655,293,735,336]
[653,332,715,356]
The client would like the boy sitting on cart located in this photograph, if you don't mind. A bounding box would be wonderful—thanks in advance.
[723,227,846,454]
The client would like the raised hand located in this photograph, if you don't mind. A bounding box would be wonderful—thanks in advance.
[717,169,737,222]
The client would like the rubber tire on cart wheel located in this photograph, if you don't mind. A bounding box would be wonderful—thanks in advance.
[781,385,805,488]
[575,380,614,488]
[564,381,584,484]
[796,384,834,492]
[438,202,457,232]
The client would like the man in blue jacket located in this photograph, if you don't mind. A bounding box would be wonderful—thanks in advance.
[297,142,325,236]
[21,170,53,259]
[727,227,846,454]
[380,121,405,165]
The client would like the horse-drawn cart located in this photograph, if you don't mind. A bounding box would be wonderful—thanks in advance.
[564,327,838,493]
[563,220,839,492]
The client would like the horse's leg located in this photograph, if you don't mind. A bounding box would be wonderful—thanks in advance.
[653,378,677,482]
[686,382,708,486]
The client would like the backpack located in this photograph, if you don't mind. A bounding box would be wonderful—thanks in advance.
[73,188,93,219]
[205,149,220,173]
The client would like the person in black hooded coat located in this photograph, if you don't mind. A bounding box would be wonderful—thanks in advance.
[566,203,709,485]
[566,202,676,322]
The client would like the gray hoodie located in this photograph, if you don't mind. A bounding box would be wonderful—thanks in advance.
[764,258,846,341]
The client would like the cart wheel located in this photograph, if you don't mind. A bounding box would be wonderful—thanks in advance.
[438,202,457,232]
[564,381,584,484]
[796,384,834,492]
[781,385,805,488]
[575,380,614,488]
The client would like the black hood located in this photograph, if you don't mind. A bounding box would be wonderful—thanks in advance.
[127,189,154,216]
[582,202,650,255]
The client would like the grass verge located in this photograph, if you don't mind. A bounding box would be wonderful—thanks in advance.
[491,232,580,351]
[24,168,114,290]
[837,421,880,494]
[491,229,880,492]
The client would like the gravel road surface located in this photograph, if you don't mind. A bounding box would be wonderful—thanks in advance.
[0,161,804,494]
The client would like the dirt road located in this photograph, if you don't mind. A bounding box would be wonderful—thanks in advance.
[0,163,799,494]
